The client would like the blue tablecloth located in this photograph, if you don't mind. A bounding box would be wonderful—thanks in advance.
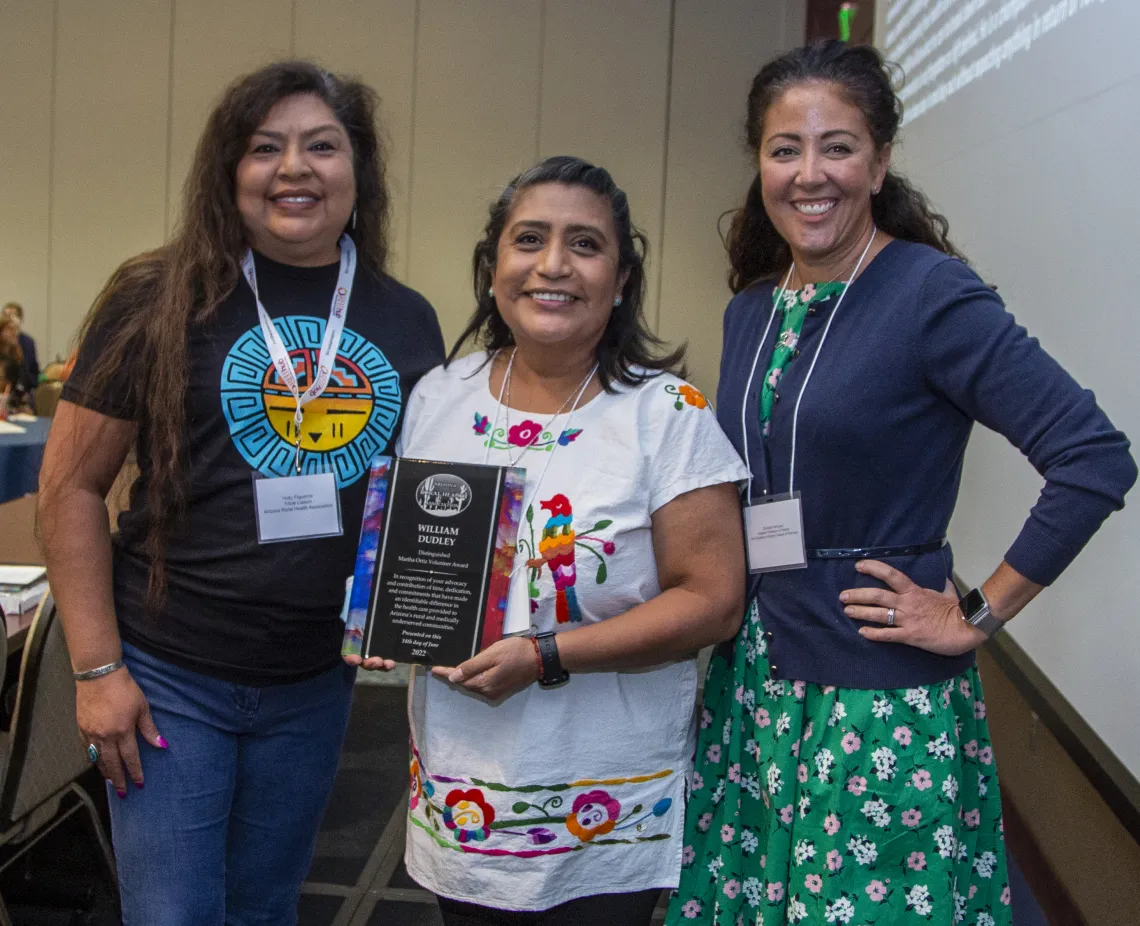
[0,418,51,504]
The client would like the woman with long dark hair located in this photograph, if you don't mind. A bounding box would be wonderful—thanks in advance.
[39,61,443,923]
[668,42,1135,925]
[0,314,32,413]
[350,156,749,925]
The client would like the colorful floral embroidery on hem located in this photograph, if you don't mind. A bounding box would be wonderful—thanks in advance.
[409,743,677,858]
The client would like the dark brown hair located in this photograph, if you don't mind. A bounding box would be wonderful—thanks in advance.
[72,60,390,607]
[450,155,684,389]
[728,41,965,293]
[0,316,23,366]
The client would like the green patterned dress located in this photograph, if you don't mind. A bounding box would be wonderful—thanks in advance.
[666,285,1012,926]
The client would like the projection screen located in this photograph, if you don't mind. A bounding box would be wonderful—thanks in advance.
[875,0,1140,777]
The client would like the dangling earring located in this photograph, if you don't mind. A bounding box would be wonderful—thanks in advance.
[613,295,623,307]
[351,206,357,229]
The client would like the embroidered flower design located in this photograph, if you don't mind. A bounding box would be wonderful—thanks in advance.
[565,789,621,842]
[665,382,708,410]
[442,788,495,843]
[557,428,582,445]
[678,384,708,408]
[472,412,490,435]
[508,419,543,447]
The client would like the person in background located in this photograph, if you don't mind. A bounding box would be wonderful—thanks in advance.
[2,302,39,390]
[1,303,37,405]
[0,315,32,414]
[349,156,749,925]
[668,42,1135,926]
[38,61,443,925]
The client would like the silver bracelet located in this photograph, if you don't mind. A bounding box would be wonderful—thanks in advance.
[72,659,125,681]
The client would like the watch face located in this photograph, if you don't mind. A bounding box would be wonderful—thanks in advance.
[960,588,987,621]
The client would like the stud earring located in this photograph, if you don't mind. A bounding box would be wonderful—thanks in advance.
[613,296,623,307]
[488,286,494,298]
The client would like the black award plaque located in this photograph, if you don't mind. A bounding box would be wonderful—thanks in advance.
[342,456,526,666]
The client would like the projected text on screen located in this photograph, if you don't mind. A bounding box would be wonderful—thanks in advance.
[882,0,1109,122]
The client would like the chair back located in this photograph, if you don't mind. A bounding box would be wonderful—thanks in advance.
[33,380,63,417]
[0,594,88,826]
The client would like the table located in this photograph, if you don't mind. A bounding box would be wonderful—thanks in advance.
[0,417,51,504]
[0,493,42,653]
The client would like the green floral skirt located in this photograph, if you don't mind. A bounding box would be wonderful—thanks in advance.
[666,603,1012,926]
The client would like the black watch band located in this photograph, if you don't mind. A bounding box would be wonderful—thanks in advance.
[534,631,569,688]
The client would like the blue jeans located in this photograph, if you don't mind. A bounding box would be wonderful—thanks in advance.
[110,642,355,925]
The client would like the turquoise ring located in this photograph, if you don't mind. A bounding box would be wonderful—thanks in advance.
[86,743,99,764]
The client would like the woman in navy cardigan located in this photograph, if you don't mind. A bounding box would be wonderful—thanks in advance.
[668,42,1135,926]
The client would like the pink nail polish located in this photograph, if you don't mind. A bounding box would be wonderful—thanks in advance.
[156,736,169,749]
[136,781,144,789]
[116,789,127,799]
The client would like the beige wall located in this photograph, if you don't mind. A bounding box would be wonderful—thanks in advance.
[0,0,803,394]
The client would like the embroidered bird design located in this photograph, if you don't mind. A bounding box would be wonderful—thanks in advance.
[527,493,582,623]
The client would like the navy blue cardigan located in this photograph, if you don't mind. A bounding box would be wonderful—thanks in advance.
[718,239,1136,689]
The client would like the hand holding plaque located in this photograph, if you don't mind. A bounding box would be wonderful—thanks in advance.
[343,457,526,666]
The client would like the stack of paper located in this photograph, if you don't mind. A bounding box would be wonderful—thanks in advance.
[0,565,48,617]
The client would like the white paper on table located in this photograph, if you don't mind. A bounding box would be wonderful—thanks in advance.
[0,565,47,588]
[0,421,26,434]
[8,414,37,423]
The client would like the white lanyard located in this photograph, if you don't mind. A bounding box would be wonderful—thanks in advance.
[740,228,877,500]
[483,350,597,575]
[242,235,356,472]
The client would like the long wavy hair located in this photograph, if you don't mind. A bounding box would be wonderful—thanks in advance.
[73,60,390,608]
[449,155,684,389]
[727,41,965,293]
[0,316,23,377]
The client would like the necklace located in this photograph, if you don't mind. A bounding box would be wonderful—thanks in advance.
[786,229,878,291]
[499,349,598,467]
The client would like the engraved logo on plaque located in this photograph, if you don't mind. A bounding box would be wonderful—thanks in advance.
[415,474,473,518]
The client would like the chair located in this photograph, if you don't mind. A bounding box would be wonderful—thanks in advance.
[0,594,117,923]
[32,381,62,418]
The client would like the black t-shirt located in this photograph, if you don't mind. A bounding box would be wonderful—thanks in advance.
[63,253,445,684]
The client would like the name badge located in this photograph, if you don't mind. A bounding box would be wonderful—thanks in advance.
[744,492,807,573]
[253,472,343,544]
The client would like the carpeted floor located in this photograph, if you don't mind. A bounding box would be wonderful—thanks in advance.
[298,684,447,926]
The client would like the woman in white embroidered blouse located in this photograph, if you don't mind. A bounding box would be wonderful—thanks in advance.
[346,156,748,925]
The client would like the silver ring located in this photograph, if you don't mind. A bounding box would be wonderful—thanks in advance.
[86,743,99,764]
[886,608,896,627]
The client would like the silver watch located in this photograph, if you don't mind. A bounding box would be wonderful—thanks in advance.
[958,588,1003,637]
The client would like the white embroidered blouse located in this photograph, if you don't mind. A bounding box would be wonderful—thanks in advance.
[398,352,748,910]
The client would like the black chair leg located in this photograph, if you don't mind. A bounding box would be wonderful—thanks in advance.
[70,783,119,902]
